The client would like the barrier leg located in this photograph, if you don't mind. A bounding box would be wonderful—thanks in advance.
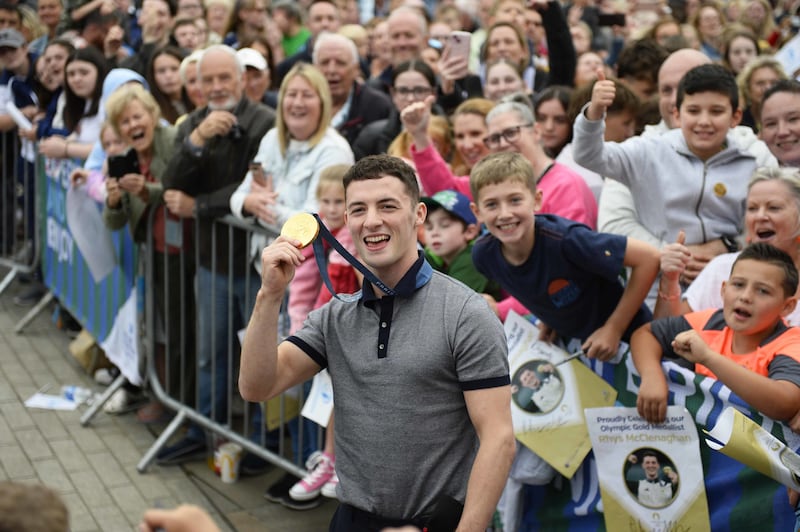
[0,267,19,296]
[79,373,126,427]
[137,408,187,473]
[14,290,54,333]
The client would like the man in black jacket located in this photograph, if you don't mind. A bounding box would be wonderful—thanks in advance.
[312,32,392,145]
[158,45,276,467]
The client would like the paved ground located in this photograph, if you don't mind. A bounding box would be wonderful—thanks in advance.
[0,278,336,531]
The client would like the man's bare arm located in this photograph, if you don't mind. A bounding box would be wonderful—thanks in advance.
[239,237,320,401]
[457,385,516,532]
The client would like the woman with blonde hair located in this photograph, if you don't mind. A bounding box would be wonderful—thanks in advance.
[656,167,800,322]
[102,84,195,422]
[737,56,787,131]
[738,0,776,48]
[204,0,234,44]
[230,61,353,238]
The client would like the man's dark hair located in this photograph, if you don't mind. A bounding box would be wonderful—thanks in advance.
[616,38,668,87]
[642,451,660,462]
[165,0,178,17]
[733,242,799,297]
[676,63,738,111]
[343,155,420,203]
[0,2,19,15]
[273,0,304,23]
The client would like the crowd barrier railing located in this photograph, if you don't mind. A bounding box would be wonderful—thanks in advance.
[133,206,315,477]
[19,143,319,480]
[0,130,48,329]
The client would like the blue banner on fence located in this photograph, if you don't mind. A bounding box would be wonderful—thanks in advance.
[40,156,140,383]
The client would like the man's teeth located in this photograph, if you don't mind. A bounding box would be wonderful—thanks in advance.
[365,235,388,243]
[499,223,516,231]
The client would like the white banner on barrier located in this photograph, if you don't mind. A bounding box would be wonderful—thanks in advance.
[66,184,117,282]
[100,290,141,385]
[586,406,711,532]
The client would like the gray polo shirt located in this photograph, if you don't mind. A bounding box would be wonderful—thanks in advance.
[288,257,510,520]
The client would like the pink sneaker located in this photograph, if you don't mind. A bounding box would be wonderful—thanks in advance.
[289,452,335,501]
[321,469,338,498]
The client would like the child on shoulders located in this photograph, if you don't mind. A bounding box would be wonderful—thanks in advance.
[632,242,800,423]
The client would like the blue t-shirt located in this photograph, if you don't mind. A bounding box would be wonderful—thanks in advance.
[472,213,652,341]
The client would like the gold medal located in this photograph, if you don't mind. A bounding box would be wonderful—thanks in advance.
[280,213,319,248]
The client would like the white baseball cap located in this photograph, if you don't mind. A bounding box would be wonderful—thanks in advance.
[237,48,268,72]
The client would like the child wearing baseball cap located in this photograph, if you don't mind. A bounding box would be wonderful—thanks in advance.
[422,189,502,300]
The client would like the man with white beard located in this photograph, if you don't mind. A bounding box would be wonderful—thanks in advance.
[158,45,276,467]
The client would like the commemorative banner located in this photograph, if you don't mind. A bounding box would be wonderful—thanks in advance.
[504,311,617,478]
[586,406,711,532]
[517,355,800,530]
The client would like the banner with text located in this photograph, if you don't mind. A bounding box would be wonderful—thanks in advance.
[587,406,711,531]
[40,157,140,383]
[517,350,800,531]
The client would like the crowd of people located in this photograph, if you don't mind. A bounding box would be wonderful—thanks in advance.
[5,0,800,529]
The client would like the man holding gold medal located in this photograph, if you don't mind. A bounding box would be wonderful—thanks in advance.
[240,155,515,531]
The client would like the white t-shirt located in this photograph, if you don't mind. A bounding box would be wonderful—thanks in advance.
[532,375,562,412]
[637,478,673,507]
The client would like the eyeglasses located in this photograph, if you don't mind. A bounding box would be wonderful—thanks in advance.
[483,123,533,149]
[394,86,433,98]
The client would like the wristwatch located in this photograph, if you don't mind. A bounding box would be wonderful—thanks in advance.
[720,235,739,253]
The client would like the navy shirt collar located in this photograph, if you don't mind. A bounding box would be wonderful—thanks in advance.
[361,253,432,303]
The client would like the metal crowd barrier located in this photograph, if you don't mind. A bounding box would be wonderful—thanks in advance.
[132,206,316,477]
[4,130,320,481]
[0,130,51,330]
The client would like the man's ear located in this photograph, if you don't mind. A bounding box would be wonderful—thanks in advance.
[470,201,480,220]
[415,201,427,226]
